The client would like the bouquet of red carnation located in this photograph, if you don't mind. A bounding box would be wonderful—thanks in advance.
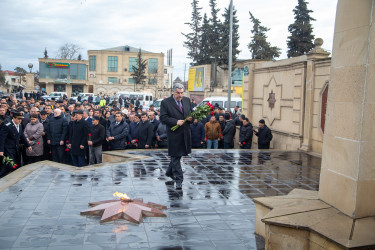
[171,102,214,131]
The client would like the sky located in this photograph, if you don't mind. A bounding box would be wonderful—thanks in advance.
[0,0,337,80]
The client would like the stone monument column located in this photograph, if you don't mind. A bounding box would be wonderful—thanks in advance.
[319,0,375,219]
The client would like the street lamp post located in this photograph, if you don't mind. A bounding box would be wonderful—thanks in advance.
[227,0,233,112]
[28,63,33,73]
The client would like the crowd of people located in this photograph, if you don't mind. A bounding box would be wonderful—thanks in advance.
[0,91,272,179]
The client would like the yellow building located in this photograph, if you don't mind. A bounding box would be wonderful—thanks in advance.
[87,46,166,97]
[38,58,90,97]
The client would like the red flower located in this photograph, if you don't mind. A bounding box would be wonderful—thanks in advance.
[220,134,223,137]
[37,142,39,145]
[66,140,69,143]
[12,164,17,169]
[88,133,92,136]
[242,142,245,145]
[135,139,139,142]
[65,148,69,152]
[210,111,214,115]
[49,151,52,154]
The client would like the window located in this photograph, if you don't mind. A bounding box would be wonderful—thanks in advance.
[129,57,137,72]
[148,79,157,85]
[108,56,118,72]
[148,58,158,73]
[39,62,49,78]
[89,56,96,71]
[59,68,69,79]
[78,64,86,80]
[108,77,118,84]
[128,78,136,84]
[164,69,167,74]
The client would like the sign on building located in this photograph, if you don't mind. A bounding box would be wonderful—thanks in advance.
[188,67,205,92]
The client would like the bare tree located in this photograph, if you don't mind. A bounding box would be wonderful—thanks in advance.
[56,43,81,59]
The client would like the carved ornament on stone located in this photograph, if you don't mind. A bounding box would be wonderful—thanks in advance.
[263,76,281,125]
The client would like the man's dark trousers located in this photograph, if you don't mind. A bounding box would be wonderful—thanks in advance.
[166,156,183,184]
[51,145,65,163]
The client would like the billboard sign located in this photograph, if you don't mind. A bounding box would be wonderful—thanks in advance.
[188,67,205,92]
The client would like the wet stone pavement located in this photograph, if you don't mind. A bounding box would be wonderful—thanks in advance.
[0,150,321,250]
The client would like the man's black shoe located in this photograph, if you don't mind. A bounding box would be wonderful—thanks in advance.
[165,180,174,186]
[175,183,182,190]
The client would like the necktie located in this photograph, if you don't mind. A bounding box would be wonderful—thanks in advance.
[116,122,119,126]
[16,125,19,133]
[178,101,183,113]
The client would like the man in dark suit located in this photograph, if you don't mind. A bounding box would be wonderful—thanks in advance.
[68,110,88,167]
[0,111,32,177]
[137,112,154,149]
[160,83,192,189]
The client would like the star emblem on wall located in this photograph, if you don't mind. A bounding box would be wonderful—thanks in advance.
[80,199,167,224]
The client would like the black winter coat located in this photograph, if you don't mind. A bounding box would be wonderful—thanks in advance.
[89,123,105,147]
[160,95,192,157]
[70,118,88,156]
[239,123,253,146]
[106,120,129,150]
[47,115,68,146]
[190,122,205,147]
[137,120,154,149]
[222,120,235,144]
[128,122,140,142]
[255,125,272,149]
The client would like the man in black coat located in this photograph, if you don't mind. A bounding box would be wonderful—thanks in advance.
[190,118,205,148]
[88,116,105,165]
[239,118,253,149]
[68,110,88,167]
[160,83,192,189]
[254,119,273,149]
[222,113,235,149]
[47,108,68,163]
[106,112,129,150]
[39,110,51,160]
[0,111,32,177]
[128,114,140,149]
[137,112,154,149]
[148,111,160,148]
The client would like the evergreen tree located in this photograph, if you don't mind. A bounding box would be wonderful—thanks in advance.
[131,49,148,86]
[219,5,240,67]
[208,0,222,62]
[182,0,202,65]
[198,14,212,65]
[14,67,27,76]
[77,54,82,60]
[0,65,5,86]
[248,12,281,60]
[287,0,315,58]
[44,48,48,59]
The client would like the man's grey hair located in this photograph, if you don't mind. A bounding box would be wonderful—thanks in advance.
[173,83,185,91]
[83,109,89,114]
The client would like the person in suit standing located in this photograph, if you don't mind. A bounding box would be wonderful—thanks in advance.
[137,112,154,149]
[0,111,32,177]
[106,112,129,150]
[160,83,192,189]
[68,110,88,167]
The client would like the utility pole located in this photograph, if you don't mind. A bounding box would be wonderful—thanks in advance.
[227,0,233,111]
[183,63,186,83]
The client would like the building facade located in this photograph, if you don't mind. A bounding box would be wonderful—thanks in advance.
[87,46,166,98]
[38,58,90,97]
[1,70,24,93]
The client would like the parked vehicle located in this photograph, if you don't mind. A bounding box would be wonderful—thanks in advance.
[42,92,67,101]
[70,93,95,103]
[116,91,154,108]
[196,96,242,112]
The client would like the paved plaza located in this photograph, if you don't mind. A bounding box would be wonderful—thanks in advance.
[0,150,321,249]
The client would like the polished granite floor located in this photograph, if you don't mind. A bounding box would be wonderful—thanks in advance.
[0,150,321,250]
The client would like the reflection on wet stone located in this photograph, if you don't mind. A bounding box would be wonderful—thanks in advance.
[0,150,320,249]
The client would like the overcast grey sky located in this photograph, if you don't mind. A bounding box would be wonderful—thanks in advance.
[0,0,337,80]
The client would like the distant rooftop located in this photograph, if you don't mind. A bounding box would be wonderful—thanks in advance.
[103,45,152,53]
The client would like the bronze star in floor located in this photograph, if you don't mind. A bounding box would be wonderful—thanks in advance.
[80,199,167,223]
